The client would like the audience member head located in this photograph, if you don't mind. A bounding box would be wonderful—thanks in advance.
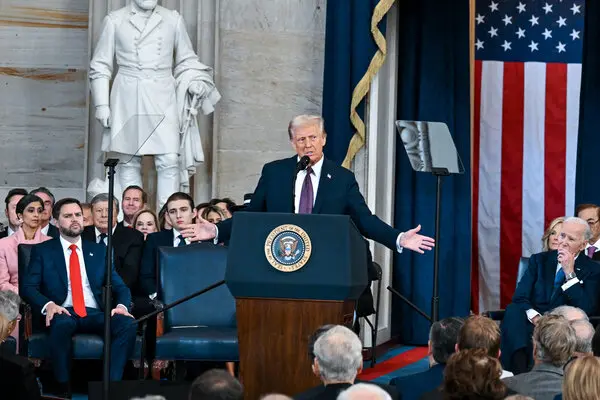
[428,317,464,367]
[456,315,500,359]
[576,203,600,244]
[53,198,83,240]
[188,369,243,400]
[195,202,210,217]
[542,216,564,251]
[558,217,592,258]
[532,314,576,367]
[260,395,293,400]
[0,290,20,342]
[504,396,534,400]
[443,348,506,400]
[133,209,159,239]
[158,202,171,230]
[165,192,196,231]
[90,193,119,234]
[202,205,225,224]
[563,355,600,400]
[121,185,147,224]
[288,115,327,166]
[337,383,392,400]
[312,325,362,385]
[571,319,595,357]
[4,188,27,231]
[209,198,235,219]
[15,194,44,236]
[549,305,589,322]
[308,324,336,362]
[81,203,93,227]
[30,187,55,227]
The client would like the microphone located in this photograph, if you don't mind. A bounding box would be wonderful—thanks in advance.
[295,155,311,173]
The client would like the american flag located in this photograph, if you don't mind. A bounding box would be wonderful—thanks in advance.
[472,0,585,313]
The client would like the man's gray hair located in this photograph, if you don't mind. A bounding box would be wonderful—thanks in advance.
[90,193,119,212]
[549,306,589,322]
[337,383,392,400]
[287,115,325,140]
[563,216,593,241]
[571,319,595,354]
[313,325,362,383]
[260,395,293,400]
[533,314,576,367]
[0,290,20,321]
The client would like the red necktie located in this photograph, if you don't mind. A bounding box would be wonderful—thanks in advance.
[69,244,87,318]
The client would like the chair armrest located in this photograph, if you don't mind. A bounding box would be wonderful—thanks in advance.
[481,310,506,321]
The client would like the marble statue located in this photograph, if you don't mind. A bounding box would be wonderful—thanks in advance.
[89,0,220,209]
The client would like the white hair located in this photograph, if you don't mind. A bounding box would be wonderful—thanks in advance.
[287,115,325,140]
[0,290,20,321]
[313,325,362,383]
[563,216,593,241]
[571,319,595,354]
[260,395,293,400]
[549,306,589,322]
[337,383,392,400]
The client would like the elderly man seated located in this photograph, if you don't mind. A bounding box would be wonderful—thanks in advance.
[500,217,600,374]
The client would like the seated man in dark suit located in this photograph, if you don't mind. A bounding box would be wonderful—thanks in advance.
[120,185,148,229]
[390,317,464,400]
[576,203,600,261]
[21,198,138,396]
[0,188,28,238]
[501,217,600,374]
[295,325,399,400]
[82,193,144,293]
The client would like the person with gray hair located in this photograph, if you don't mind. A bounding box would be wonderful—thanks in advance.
[503,314,577,400]
[576,203,600,259]
[337,383,392,400]
[571,319,594,357]
[0,290,41,399]
[501,216,600,375]
[549,305,589,321]
[295,325,398,400]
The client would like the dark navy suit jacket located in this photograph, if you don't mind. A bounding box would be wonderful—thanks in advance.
[217,156,401,249]
[139,229,174,296]
[21,238,131,313]
[390,364,444,400]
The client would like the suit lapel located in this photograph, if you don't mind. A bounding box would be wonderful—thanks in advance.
[312,158,333,214]
[129,12,146,33]
[140,11,163,41]
[81,241,99,289]
[53,240,69,289]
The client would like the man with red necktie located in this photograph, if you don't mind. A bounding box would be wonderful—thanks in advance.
[22,198,137,397]
[576,204,600,262]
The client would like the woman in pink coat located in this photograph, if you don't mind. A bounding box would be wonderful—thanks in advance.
[0,194,51,344]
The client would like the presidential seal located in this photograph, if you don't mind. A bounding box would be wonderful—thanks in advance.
[265,224,312,272]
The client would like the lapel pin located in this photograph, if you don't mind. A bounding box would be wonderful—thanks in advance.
[327,174,332,179]
[89,253,93,256]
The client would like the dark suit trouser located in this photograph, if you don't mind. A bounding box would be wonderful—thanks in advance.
[500,303,535,374]
[132,296,157,362]
[48,307,137,383]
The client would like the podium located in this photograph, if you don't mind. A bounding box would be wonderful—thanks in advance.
[226,212,368,399]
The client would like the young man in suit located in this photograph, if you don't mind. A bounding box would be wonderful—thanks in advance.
[182,115,434,252]
[21,198,137,397]
[82,193,144,292]
[29,187,59,238]
[120,185,147,229]
[0,188,28,239]
[576,203,600,261]
[501,217,600,374]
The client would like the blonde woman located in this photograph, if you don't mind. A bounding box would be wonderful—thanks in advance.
[563,356,600,400]
[542,217,564,251]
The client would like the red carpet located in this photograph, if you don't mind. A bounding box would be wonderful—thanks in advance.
[359,346,428,381]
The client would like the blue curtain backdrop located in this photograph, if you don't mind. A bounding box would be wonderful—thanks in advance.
[321,0,384,164]
[392,0,471,344]
[575,0,600,205]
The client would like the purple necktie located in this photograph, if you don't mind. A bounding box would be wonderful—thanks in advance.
[587,246,597,258]
[298,166,314,214]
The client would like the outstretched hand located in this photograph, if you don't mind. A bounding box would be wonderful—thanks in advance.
[400,225,435,254]
[180,216,217,242]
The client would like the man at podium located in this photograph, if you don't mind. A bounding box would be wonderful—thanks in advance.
[185,114,434,254]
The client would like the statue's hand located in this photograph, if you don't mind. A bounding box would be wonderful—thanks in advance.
[95,105,111,128]
[188,82,206,98]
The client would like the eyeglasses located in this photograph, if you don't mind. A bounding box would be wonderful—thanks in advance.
[587,219,599,226]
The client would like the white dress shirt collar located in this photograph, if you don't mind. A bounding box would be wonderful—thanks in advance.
[7,226,16,236]
[40,224,49,236]
[60,235,82,253]
[172,228,189,246]
[297,155,324,177]
[585,238,600,250]
[94,226,116,243]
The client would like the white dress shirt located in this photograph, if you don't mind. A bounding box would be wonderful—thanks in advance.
[94,226,116,245]
[294,157,323,213]
[526,256,580,322]
[7,226,15,236]
[172,228,190,247]
[42,236,99,314]
[40,224,49,236]
[585,238,600,255]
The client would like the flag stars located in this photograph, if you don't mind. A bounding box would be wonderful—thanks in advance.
[570,29,580,40]
[529,15,539,26]
[556,16,567,27]
[571,4,581,15]
[542,28,553,40]
[501,40,512,51]
[503,15,513,25]
[476,14,485,24]
[556,42,566,53]
[528,41,539,52]
[516,2,526,13]
[489,1,499,12]
[475,39,484,50]
[489,26,498,37]
[543,2,553,14]
[516,28,526,39]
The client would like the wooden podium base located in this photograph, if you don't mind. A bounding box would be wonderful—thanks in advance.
[236,298,355,399]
